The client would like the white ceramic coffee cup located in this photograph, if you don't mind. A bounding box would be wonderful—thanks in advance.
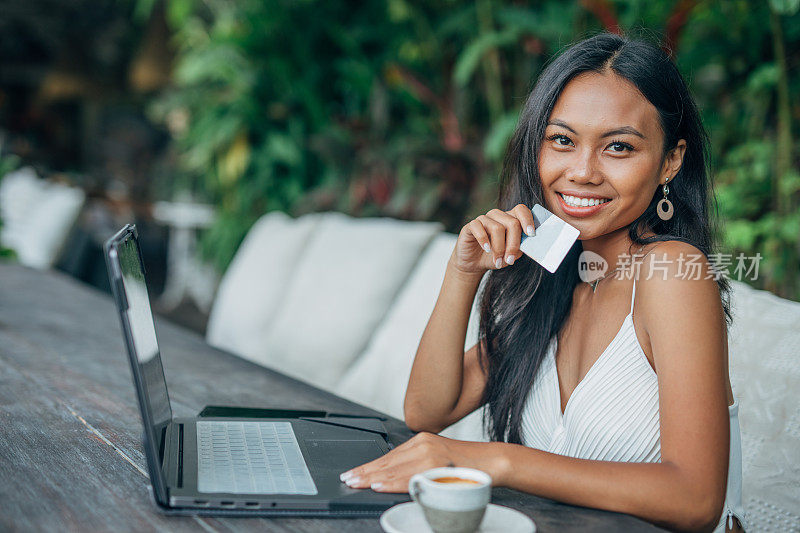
[408,467,492,533]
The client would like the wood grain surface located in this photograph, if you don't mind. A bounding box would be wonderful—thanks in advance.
[0,262,663,532]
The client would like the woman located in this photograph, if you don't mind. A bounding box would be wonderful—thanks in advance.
[339,33,746,532]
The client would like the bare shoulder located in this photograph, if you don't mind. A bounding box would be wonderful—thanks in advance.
[635,239,718,284]
[633,240,725,328]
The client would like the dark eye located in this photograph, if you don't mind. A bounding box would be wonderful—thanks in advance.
[548,134,573,147]
[608,141,634,152]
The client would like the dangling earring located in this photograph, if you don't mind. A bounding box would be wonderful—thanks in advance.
[657,177,674,221]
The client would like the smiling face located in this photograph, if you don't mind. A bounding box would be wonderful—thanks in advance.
[538,71,686,240]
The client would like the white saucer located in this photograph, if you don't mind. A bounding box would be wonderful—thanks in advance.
[380,502,536,533]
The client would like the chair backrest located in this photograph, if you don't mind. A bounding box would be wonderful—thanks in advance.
[725,280,800,525]
[0,167,85,269]
[206,210,442,390]
[206,211,324,359]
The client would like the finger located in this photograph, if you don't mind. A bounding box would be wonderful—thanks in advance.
[370,479,407,493]
[352,457,435,492]
[341,454,394,485]
[478,214,506,269]
[510,203,536,238]
[486,209,522,266]
[343,458,407,489]
[341,432,437,487]
[340,444,418,486]
[369,466,419,493]
[467,219,492,255]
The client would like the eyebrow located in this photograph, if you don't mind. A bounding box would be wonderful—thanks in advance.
[547,119,646,139]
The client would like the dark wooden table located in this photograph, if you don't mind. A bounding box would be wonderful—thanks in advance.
[0,262,663,532]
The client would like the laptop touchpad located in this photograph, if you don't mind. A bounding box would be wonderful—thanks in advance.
[306,440,385,472]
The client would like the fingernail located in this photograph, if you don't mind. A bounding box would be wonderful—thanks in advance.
[495,258,502,269]
[483,243,491,253]
[340,472,353,482]
[371,483,383,491]
[345,477,361,487]
[526,225,535,236]
[506,255,514,265]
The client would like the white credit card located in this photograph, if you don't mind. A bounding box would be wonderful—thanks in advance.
[519,204,580,273]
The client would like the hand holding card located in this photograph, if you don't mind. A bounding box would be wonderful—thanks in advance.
[449,203,577,276]
[519,204,580,273]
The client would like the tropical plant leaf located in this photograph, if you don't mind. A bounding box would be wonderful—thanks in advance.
[454,28,521,87]
[484,112,520,161]
[769,0,800,15]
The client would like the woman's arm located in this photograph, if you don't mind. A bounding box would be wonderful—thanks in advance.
[403,254,488,433]
[404,204,538,433]
[346,242,730,532]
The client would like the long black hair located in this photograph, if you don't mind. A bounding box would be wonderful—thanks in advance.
[478,33,732,444]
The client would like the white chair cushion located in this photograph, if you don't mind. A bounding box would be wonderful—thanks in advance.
[206,211,323,359]
[439,408,488,442]
[257,212,442,390]
[726,280,800,528]
[336,233,488,443]
[0,167,85,269]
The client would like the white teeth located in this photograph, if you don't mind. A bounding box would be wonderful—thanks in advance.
[560,193,609,207]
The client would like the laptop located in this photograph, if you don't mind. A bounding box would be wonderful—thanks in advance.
[104,224,409,516]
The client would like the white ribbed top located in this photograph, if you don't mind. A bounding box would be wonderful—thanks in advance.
[520,277,746,531]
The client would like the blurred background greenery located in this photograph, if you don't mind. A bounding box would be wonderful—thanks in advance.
[1,0,798,300]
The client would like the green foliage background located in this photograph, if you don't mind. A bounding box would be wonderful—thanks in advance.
[146,0,800,299]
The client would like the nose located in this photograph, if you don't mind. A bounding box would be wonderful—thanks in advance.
[565,149,602,185]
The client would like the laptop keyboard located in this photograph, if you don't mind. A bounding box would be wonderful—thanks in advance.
[196,421,317,495]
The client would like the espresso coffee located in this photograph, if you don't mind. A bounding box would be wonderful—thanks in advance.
[432,477,481,485]
[410,467,492,533]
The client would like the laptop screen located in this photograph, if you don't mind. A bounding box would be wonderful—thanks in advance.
[115,232,173,432]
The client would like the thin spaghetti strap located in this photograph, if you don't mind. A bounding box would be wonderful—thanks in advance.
[629,242,655,316]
